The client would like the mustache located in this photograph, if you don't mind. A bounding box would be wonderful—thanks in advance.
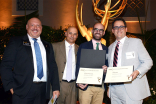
[95,33,100,35]
[32,29,38,31]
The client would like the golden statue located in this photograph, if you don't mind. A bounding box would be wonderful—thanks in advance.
[76,0,127,45]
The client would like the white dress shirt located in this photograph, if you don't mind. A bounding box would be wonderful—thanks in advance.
[62,40,76,80]
[110,36,126,67]
[27,34,47,82]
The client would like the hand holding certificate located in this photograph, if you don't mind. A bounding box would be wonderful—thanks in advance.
[104,66,133,83]
[76,68,103,85]
[76,49,106,85]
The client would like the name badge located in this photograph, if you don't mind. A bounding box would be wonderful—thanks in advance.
[23,41,31,46]
[126,51,135,59]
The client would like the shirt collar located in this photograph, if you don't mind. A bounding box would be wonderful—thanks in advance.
[27,33,41,42]
[65,40,75,47]
[92,39,101,45]
[115,36,126,45]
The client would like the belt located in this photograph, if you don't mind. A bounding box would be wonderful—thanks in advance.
[111,83,124,85]
[88,84,102,87]
[33,82,45,84]
[62,80,75,83]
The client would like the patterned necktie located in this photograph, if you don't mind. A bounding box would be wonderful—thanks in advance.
[113,41,120,67]
[66,45,72,82]
[33,38,43,79]
[96,43,99,50]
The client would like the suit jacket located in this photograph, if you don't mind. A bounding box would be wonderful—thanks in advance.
[76,40,108,90]
[52,40,79,82]
[108,36,153,100]
[0,35,60,99]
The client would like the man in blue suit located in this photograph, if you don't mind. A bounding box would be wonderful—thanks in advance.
[76,23,108,104]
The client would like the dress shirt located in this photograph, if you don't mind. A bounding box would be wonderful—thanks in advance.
[92,39,103,50]
[62,40,76,80]
[27,34,47,82]
[110,36,126,67]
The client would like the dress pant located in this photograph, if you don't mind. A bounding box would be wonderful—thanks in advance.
[12,82,46,104]
[110,84,143,104]
[57,80,77,104]
[79,86,104,104]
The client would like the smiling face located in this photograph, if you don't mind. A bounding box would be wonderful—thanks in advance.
[112,20,127,41]
[26,18,42,38]
[65,27,78,45]
[92,23,105,41]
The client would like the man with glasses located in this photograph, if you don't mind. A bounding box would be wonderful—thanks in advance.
[76,23,108,104]
[107,18,153,104]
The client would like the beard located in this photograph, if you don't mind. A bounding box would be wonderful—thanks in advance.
[93,33,102,41]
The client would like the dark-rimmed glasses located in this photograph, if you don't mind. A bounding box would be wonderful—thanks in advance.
[113,26,126,30]
[93,28,104,33]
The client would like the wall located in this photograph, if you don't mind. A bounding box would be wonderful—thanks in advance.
[0,0,156,34]
[0,0,14,28]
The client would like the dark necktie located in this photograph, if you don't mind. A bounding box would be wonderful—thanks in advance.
[66,45,72,82]
[113,41,120,67]
[96,43,99,50]
[33,38,43,79]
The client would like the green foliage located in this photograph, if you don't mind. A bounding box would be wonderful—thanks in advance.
[131,4,156,103]
[143,29,156,104]
[41,25,66,43]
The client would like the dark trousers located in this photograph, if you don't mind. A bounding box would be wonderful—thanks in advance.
[12,82,46,104]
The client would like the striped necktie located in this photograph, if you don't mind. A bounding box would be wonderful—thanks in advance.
[113,41,120,67]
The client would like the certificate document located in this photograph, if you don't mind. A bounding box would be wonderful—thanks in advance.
[104,66,133,83]
[76,68,103,85]
[48,95,57,104]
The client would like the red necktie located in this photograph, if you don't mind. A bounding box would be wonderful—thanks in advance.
[113,41,120,67]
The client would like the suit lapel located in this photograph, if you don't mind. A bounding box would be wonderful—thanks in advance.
[42,40,50,57]
[74,44,78,60]
[121,37,129,66]
[88,40,94,49]
[22,35,34,65]
[59,41,66,61]
[108,43,114,67]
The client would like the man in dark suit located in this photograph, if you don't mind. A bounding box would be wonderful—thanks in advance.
[0,17,60,104]
[76,23,108,104]
[52,26,78,104]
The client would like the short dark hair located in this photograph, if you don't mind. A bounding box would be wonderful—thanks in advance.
[112,18,127,28]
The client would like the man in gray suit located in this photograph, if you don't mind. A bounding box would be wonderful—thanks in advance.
[52,26,78,104]
[107,18,153,104]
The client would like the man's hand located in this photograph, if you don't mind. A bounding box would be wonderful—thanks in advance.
[53,90,60,99]
[130,70,140,80]
[10,88,14,95]
[102,65,107,73]
[77,84,88,89]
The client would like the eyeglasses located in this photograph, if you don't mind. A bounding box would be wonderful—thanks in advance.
[113,26,126,30]
[93,28,104,33]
